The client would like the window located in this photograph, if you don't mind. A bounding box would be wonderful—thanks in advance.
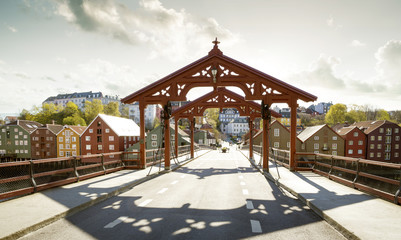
[151,134,157,140]
[14,128,18,132]
[97,121,101,127]
[151,141,157,147]
[60,151,64,156]
[314,151,319,154]
[287,142,290,148]
[35,143,39,147]
[274,142,279,148]
[358,149,363,154]
[378,136,382,141]
[15,150,19,153]
[89,129,93,133]
[370,144,374,149]
[65,130,70,137]
[66,138,70,144]
[105,128,110,133]
[349,140,353,146]
[45,143,50,148]
[332,151,337,156]
[66,144,70,149]
[386,128,392,135]
[301,144,305,150]
[15,135,19,139]
[395,152,399,158]
[109,136,114,141]
[46,152,50,156]
[332,136,337,140]
[314,143,319,150]
[370,152,374,158]
[395,128,399,134]
[72,151,77,156]
[59,137,63,142]
[86,136,90,141]
[332,143,337,150]
[66,152,71,157]
[109,145,114,150]
[24,135,27,139]
[97,136,102,142]
[15,140,19,145]
[377,152,382,158]
[353,132,359,137]
[395,144,399,150]
[36,151,40,156]
[348,149,353,154]
[97,129,102,134]
[396,136,400,141]
[385,136,391,144]
[371,136,375,141]
[72,137,76,142]
[59,144,63,149]
[377,144,382,149]
[24,140,28,146]
[72,144,76,149]
[379,128,384,133]
[97,145,103,150]
[385,153,391,160]
[358,140,363,145]
[274,128,279,137]
[86,145,91,150]
[314,136,319,140]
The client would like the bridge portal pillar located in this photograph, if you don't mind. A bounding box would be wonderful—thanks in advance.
[262,118,269,172]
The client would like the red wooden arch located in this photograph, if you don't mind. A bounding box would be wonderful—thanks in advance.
[122,40,317,171]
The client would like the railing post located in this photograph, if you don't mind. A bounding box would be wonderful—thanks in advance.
[29,160,37,192]
[395,167,401,204]
[312,153,317,171]
[328,156,334,178]
[101,154,106,174]
[353,158,360,189]
[73,156,80,181]
[120,152,125,168]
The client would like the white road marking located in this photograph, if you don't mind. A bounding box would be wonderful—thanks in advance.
[104,216,128,228]
[158,188,168,194]
[171,180,179,185]
[250,220,262,233]
[251,220,262,233]
[240,181,246,186]
[246,200,254,209]
[138,199,152,207]
[242,189,249,195]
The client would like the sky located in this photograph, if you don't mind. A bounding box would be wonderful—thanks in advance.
[1,0,401,115]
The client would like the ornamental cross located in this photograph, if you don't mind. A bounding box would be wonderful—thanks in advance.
[212,37,220,47]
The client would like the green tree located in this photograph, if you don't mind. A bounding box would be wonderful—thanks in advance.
[84,99,104,124]
[376,109,390,121]
[19,109,35,121]
[325,103,347,126]
[63,113,86,126]
[104,102,121,117]
[121,106,129,119]
[34,103,59,124]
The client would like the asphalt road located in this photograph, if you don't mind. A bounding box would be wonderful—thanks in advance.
[21,150,346,240]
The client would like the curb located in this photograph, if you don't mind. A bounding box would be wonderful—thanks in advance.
[2,149,212,240]
[238,150,359,240]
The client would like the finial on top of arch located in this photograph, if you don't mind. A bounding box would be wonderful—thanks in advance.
[209,37,223,56]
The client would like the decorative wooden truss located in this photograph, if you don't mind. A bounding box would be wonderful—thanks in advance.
[122,42,316,106]
[172,87,281,120]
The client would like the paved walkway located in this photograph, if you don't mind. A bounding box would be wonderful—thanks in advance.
[1,149,400,240]
[240,149,401,240]
[0,150,210,240]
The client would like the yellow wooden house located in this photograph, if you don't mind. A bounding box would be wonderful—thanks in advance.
[57,125,86,157]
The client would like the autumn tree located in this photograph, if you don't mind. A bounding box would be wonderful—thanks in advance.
[84,99,104,124]
[104,102,121,117]
[325,103,347,126]
[376,109,390,121]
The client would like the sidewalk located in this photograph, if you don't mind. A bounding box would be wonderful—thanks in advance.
[240,149,401,240]
[0,150,210,240]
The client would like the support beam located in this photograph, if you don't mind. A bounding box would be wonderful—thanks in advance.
[190,118,195,158]
[262,118,269,172]
[289,98,298,171]
[249,118,254,161]
[164,117,171,170]
[174,118,179,157]
[139,103,146,169]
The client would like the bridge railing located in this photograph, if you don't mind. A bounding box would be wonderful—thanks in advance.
[0,151,139,200]
[244,145,401,204]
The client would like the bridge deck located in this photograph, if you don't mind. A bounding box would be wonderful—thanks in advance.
[0,149,400,240]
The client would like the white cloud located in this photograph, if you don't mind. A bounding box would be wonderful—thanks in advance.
[351,40,366,47]
[326,15,342,29]
[52,0,238,61]
[375,40,401,86]
[7,25,18,33]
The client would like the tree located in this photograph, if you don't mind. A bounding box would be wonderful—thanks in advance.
[34,103,59,124]
[121,106,129,119]
[84,99,104,124]
[63,113,86,126]
[19,109,35,121]
[104,102,121,117]
[376,109,390,121]
[325,103,347,126]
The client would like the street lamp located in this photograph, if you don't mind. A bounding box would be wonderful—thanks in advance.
[211,66,217,83]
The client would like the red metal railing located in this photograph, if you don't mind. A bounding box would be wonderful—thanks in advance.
[0,151,139,200]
